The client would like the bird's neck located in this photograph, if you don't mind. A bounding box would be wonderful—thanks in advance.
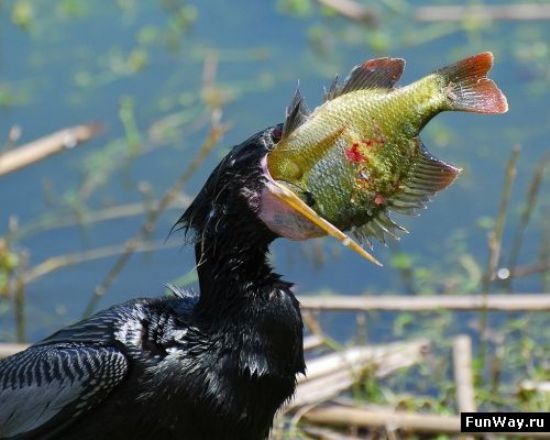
[193,234,281,314]
[192,231,305,377]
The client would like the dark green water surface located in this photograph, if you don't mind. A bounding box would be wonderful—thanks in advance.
[0,1,548,350]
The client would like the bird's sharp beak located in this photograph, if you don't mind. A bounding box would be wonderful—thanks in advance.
[265,179,382,267]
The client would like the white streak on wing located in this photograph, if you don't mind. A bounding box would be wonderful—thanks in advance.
[0,379,84,436]
[114,308,146,347]
[0,346,128,438]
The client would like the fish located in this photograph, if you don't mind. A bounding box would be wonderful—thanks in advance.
[259,52,508,265]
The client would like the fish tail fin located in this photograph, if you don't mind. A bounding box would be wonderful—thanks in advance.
[437,52,508,114]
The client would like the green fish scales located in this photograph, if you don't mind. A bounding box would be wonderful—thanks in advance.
[265,52,508,250]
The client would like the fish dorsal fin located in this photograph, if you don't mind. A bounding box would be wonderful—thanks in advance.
[327,57,405,100]
[324,75,340,101]
[282,87,310,139]
[352,141,460,245]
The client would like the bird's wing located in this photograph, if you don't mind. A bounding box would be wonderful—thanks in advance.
[0,343,128,439]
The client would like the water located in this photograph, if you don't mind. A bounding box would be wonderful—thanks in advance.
[0,1,549,346]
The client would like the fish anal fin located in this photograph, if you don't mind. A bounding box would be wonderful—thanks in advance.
[282,87,310,139]
[437,52,508,114]
[388,141,461,214]
[328,57,405,100]
[352,209,408,247]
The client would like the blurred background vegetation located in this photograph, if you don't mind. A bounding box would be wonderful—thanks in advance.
[0,0,549,438]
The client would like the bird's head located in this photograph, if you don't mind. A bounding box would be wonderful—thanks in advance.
[175,125,284,252]
[176,124,380,264]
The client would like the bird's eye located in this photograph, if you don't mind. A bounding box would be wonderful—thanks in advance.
[271,125,283,143]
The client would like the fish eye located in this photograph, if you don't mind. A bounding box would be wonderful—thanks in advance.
[303,191,315,207]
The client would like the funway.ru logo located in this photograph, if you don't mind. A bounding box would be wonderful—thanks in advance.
[461,412,549,433]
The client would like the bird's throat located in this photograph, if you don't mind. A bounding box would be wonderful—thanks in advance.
[192,233,277,316]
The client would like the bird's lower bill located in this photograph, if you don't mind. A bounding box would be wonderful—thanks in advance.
[258,155,325,240]
[258,185,326,240]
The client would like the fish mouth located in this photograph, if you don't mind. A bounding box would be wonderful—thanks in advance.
[258,155,382,266]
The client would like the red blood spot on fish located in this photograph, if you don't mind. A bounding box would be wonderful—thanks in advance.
[345,143,363,163]
[364,139,374,147]
[374,194,385,205]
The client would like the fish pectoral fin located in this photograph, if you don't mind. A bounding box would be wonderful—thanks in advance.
[326,57,405,100]
[266,179,382,266]
[352,141,460,246]
[282,86,311,139]
[387,140,461,215]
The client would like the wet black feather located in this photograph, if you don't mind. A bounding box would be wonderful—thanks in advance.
[0,124,304,440]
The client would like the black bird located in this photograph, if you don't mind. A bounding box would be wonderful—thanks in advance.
[0,126,306,440]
